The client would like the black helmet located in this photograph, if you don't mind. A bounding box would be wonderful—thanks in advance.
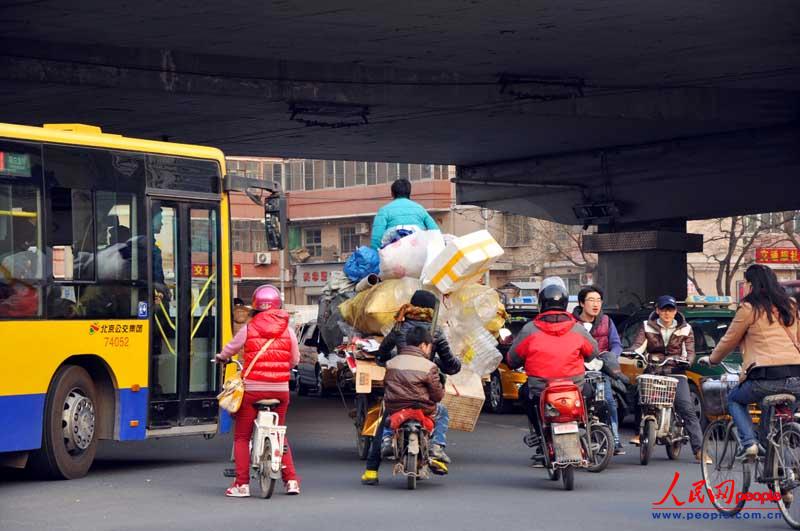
[539,284,568,312]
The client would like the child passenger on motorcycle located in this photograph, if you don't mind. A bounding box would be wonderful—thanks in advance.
[215,284,301,497]
[506,279,598,464]
[362,326,446,485]
[377,289,460,464]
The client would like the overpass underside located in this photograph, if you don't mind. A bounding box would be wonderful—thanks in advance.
[1,1,798,304]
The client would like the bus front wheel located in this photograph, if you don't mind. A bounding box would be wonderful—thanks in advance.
[30,365,98,479]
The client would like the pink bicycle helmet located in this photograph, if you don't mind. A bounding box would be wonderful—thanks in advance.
[251,284,281,311]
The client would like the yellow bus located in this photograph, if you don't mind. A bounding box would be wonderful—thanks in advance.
[0,122,279,479]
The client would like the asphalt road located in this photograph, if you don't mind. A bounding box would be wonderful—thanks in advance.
[0,395,787,531]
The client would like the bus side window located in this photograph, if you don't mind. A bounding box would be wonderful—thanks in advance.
[50,187,95,282]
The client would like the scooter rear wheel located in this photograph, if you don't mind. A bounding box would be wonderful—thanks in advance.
[259,441,277,499]
[561,465,575,491]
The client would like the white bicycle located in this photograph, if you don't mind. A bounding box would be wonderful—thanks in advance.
[216,359,287,499]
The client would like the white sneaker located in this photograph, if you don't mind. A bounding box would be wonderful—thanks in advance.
[285,480,300,495]
[225,484,250,497]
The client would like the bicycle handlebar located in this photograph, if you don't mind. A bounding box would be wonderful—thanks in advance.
[620,351,690,368]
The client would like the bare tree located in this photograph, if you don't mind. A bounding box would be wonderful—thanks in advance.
[693,214,792,296]
[687,264,706,296]
[529,219,597,275]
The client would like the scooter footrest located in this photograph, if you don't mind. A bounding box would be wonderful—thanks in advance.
[523,433,540,448]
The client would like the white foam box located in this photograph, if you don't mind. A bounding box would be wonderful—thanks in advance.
[421,230,504,294]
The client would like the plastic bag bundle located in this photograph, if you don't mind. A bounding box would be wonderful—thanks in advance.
[379,230,444,280]
[444,284,504,328]
[343,246,381,282]
[461,327,502,377]
[339,277,422,335]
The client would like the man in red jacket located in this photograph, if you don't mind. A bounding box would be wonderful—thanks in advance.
[507,279,598,464]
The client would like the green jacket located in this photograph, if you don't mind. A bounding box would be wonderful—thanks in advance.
[370,198,439,249]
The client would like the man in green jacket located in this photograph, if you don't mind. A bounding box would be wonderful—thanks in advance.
[370,179,439,249]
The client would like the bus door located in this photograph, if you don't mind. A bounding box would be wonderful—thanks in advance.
[147,198,220,430]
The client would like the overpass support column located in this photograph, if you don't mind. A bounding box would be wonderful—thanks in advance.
[582,220,703,310]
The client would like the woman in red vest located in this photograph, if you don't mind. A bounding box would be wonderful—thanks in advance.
[215,284,301,497]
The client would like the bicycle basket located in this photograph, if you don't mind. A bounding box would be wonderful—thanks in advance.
[701,374,739,416]
[637,374,678,406]
[585,371,605,403]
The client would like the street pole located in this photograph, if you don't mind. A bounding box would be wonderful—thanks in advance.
[483,208,490,286]
[280,165,287,303]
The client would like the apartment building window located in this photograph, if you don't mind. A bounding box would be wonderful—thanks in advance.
[304,227,322,257]
[333,161,343,188]
[367,162,377,185]
[398,163,409,179]
[345,161,356,187]
[504,215,531,247]
[231,220,267,252]
[409,164,421,181]
[304,160,314,190]
[356,162,366,185]
[377,162,388,184]
[340,226,360,255]
[421,164,432,180]
[228,160,261,179]
[324,160,335,188]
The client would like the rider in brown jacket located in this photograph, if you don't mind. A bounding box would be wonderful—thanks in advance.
[629,295,704,461]
[362,326,445,485]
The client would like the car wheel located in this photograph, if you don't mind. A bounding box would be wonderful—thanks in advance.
[297,373,312,396]
[485,371,509,414]
[316,366,329,397]
[689,383,707,430]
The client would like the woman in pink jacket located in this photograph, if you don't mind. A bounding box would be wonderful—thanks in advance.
[215,284,301,497]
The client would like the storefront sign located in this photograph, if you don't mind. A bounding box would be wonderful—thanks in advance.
[295,262,343,287]
[192,264,242,278]
[756,247,800,264]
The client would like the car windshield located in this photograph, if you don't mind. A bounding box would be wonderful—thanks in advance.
[688,317,735,352]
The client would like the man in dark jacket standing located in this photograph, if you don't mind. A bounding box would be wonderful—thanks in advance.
[362,326,445,485]
[377,289,460,463]
[573,286,625,455]
[630,295,704,462]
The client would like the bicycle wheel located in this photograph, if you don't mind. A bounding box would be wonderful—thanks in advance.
[258,440,277,499]
[701,419,749,516]
[772,422,800,528]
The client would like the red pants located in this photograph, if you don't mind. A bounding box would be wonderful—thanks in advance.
[233,391,298,485]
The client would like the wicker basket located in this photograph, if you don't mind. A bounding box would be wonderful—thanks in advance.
[637,374,678,407]
[442,369,485,432]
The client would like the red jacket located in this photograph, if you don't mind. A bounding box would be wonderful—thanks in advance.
[243,309,293,382]
[507,311,597,383]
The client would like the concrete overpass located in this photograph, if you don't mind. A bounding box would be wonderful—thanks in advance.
[1,1,799,303]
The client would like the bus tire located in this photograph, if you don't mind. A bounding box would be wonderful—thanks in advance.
[29,365,98,479]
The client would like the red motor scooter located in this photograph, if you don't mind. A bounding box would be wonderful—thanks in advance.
[537,379,590,490]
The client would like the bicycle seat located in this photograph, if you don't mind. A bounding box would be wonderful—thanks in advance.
[762,394,796,408]
[255,399,281,410]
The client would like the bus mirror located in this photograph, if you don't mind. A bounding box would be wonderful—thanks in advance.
[265,196,287,251]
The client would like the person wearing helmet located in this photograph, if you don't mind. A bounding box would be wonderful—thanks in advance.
[214,285,301,497]
[507,278,599,466]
